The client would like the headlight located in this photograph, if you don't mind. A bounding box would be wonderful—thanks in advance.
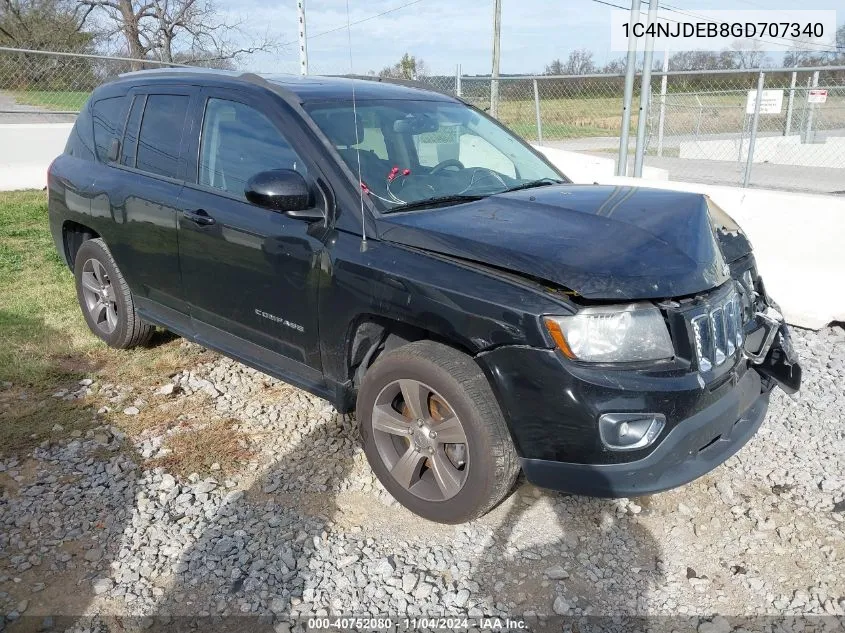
[544,303,674,363]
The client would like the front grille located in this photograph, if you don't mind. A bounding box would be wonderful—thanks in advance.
[689,286,744,372]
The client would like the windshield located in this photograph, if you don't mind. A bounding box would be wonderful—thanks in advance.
[304,99,565,211]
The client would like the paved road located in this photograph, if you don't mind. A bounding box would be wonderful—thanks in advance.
[545,137,845,195]
[0,91,77,123]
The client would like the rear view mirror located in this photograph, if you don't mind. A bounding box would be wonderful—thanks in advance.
[245,169,314,214]
[393,113,439,135]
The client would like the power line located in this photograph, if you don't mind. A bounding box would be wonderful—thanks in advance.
[281,0,425,47]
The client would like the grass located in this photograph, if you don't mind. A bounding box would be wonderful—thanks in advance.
[0,190,215,461]
[151,419,254,477]
[10,90,90,112]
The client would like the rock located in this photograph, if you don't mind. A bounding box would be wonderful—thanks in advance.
[79,378,94,387]
[159,474,177,491]
[84,548,103,562]
[16,599,28,613]
[698,616,731,633]
[553,596,570,615]
[156,383,177,396]
[51,424,64,432]
[545,565,569,580]
[454,589,470,608]
[123,406,140,415]
[274,623,291,633]
[92,578,113,595]
[374,557,395,576]
[194,480,217,494]
[401,573,417,593]
[715,481,735,504]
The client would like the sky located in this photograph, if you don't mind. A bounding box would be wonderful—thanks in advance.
[228,0,843,76]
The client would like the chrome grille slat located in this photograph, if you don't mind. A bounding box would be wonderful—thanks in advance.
[690,286,745,371]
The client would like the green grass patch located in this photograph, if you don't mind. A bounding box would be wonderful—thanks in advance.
[10,90,90,112]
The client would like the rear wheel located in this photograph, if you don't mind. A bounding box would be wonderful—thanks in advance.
[74,238,154,349]
[357,340,519,523]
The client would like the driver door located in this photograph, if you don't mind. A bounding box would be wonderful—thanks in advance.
[177,87,325,372]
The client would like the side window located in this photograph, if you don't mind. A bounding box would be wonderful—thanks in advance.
[92,96,126,163]
[65,104,95,161]
[199,98,306,199]
[136,94,190,179]
[120,95,146,168]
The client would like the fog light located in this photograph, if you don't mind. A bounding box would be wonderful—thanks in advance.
[598,413,666,451]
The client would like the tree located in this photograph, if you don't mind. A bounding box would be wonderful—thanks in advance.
[544,58,564,75]
[544,50,595,75]
[378,53,428,80]
[79,0,275,66]
[601,56,627,74]
[668,50,738,71]
[728,39,770,69]
[0,0,95,51]
[0,0,98,90]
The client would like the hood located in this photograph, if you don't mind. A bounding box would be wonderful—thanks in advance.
[378,185,750,300]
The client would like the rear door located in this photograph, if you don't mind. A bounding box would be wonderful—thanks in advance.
[177,86,326,374]
[103,85,199,324]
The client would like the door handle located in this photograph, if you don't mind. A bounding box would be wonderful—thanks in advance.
[182,209,216,226]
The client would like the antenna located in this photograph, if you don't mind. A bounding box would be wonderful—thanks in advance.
[345,0,368,251]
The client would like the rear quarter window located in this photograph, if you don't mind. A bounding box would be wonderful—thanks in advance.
[92,96,127,163]
[64,104,96,160]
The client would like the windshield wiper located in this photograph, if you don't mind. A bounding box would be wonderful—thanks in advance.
[384,194,488,213]
[500,178,564,194]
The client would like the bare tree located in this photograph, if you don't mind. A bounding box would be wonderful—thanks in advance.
[80,0,276,66]
[728,39,771,69]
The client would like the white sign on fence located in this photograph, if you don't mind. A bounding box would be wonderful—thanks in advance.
[745,89,784,114]
[808,89,828,104]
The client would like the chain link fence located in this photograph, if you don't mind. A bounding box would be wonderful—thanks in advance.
[1,46,843,194]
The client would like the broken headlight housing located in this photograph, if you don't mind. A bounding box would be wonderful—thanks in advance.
[544,303,674,363]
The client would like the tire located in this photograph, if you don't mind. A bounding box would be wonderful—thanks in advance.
[73,238,154,349]
[357,340,519,523]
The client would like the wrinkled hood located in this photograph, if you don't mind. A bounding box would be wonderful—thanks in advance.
[378,184,750,300]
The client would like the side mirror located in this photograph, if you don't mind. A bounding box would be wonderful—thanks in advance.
[245,169,317,216]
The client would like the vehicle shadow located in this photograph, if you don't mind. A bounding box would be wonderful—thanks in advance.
[474,474,665,631]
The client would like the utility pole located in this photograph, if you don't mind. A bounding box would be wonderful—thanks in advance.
[632,0,658,177]
[297,0,309,76]
[616,0,641,176]
[490,0,502,118]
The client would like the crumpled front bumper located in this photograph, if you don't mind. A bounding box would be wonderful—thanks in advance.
[520,368,770,498]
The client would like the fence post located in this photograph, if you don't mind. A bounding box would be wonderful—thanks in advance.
[743,71,765,188]
[803,70,820,143]
[633,0,659,178]
[784,70,797,136]
[617,0,642,176]
[533,79,543,145]
[456,64,462,97]
[656,52,669,157]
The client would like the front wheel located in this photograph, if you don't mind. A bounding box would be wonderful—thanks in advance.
[357,340,519,523]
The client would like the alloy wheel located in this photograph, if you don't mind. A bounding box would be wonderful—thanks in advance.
[80,258,119,334]
[371,379,470,502]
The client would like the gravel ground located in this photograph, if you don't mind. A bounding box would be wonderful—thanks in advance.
[0,327,843,632]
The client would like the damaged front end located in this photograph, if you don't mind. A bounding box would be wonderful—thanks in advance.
[707,199,801,395]
[743,282,802,395]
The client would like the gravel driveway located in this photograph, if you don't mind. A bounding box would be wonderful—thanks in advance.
[0,327,843,631]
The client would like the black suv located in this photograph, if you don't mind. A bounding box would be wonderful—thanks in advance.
[48,69,801,523]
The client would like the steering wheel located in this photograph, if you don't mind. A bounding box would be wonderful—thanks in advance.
[429,159,465,174]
